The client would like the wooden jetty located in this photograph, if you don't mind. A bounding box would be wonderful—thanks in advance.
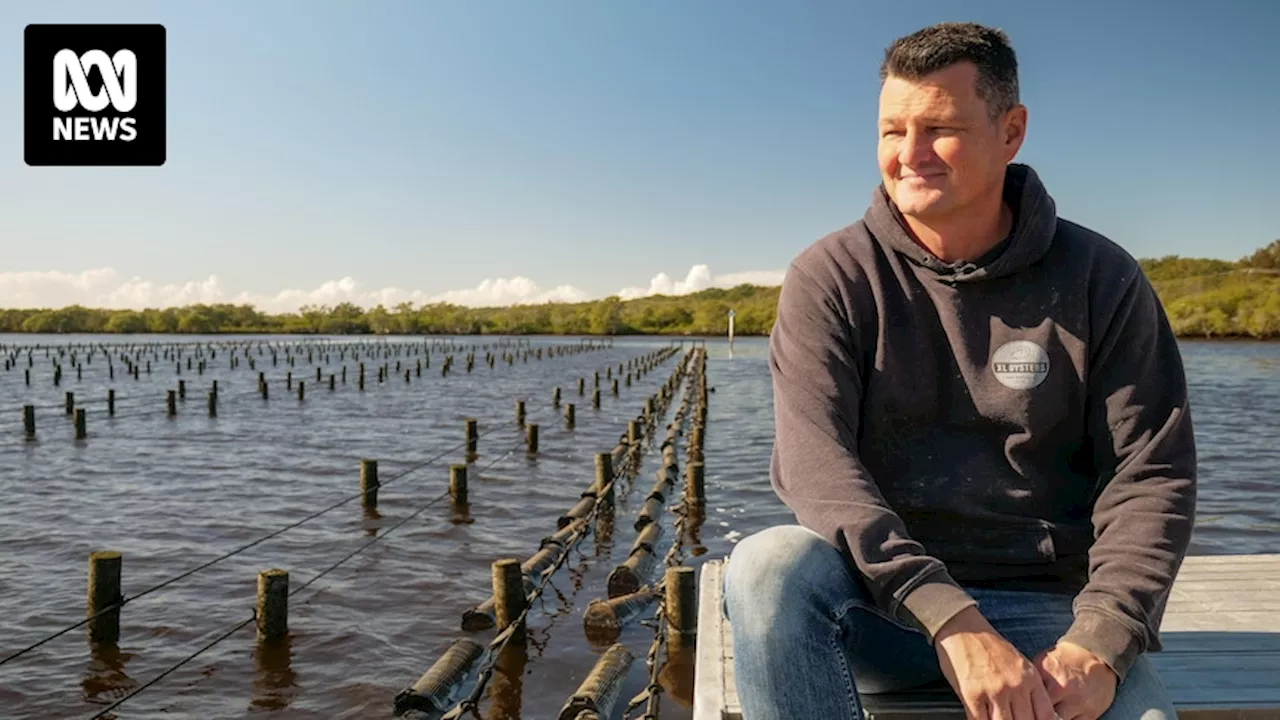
[695,554,1280,719]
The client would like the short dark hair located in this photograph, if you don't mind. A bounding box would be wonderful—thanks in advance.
[880,22,1020,120]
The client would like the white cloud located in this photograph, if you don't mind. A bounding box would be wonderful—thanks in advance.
[0,264,783,312]
[615,264,785,301]
[427,277,590,307]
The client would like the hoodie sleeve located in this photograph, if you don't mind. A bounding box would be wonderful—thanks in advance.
[768,260,977,640]
[1060,269,1197,682]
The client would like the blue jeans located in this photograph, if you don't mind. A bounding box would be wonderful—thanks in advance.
[723,525,1177,720]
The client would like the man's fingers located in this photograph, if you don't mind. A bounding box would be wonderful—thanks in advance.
[961,693,991,720]
[1036,665,1067,703]
[988,696,1013,720]
[1052,699,1089,720]
[1029,677,1056,720]
[1008,690,1034,720]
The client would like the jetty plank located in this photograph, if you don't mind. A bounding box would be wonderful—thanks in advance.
[695,554,1280,719]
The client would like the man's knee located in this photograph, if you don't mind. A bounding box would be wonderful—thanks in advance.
[1102,655,1177,720]
[723,525,850,627]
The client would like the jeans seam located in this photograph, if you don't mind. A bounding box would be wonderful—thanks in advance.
[833,597,924,636]
[829,615,865,720]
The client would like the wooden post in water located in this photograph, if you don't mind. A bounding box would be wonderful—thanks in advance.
[664,566,697,646]
[686,462,705,506]
[553,387,561,407]
[23,405,35,437]
[578,377,585,395]
[178,379,185,401]
[595,452,614,508]
[526,423,539,453]
[208,391,217,417]
[87,551,122,644]
[592,388,601,409]
[361,459,379,508]
[65,391,74,415]
[565,403,575,429]
[493,559,526,641]
[75,408,86,439]
[298,381,305,401]
[450,464,468,503]
[167,390,177,416]
[465,418,478,459]
[515,400,526,427]
[256,569,288,641]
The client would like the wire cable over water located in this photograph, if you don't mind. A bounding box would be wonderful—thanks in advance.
[440,443,643,720]
[85,485,460,719]
[0,404,550,671]
[433,349,688,719]
[75,362,638,718]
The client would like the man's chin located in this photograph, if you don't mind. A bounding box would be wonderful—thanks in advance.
[891,190,947,217]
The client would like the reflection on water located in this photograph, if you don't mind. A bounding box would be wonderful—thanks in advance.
[1,334,1276,719]
[362,505,383,538]
[658,642,697,710]
[682,503,708,558]
[484,640,527,720]
[82,642,137,706]
[250,635,298,712]
[449,500,474,525]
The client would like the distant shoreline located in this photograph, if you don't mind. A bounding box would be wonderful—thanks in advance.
[0,330,1276,342]
[1,244,1277,340]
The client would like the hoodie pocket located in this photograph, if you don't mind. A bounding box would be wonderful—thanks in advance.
[900,511,1058,566]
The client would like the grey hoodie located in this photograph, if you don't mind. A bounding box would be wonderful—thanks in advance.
[768,163,1197,681]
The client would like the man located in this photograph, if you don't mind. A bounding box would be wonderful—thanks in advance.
[723,22,1196,720]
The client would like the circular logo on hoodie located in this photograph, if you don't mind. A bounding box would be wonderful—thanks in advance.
[992,340,1050,390]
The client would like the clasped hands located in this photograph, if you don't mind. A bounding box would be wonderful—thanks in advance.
[933,606,1118,720]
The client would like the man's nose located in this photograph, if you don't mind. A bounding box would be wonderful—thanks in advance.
[897,129,933,169]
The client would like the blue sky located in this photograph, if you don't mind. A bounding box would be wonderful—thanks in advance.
[2,0,1277,311]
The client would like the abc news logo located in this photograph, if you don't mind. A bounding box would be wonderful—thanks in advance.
[25,24,166,166]
[54,49,139,142]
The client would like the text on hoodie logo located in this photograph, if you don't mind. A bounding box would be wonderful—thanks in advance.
[991,340,1050,390]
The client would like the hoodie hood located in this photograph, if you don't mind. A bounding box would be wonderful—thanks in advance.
[863,163,1058,283]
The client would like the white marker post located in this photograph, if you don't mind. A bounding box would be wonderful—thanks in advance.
[727,309,735,349]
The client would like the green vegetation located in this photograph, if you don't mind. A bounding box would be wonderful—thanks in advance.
[1141,240,1279,339]
[1,242,1276,339]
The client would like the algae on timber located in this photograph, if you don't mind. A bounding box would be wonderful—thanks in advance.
[1,241,1277,339]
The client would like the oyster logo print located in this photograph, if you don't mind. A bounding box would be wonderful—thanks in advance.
[991,340,1050,390]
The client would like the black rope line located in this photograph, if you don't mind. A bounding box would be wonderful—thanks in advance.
[0,408,538,670]
[441,357,685,719]
[81,475,479,718]
[87,612,258,719]
[0,349,662,672]
[288,488,453,601]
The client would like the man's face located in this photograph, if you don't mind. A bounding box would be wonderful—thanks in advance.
[877,61,1025,221]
